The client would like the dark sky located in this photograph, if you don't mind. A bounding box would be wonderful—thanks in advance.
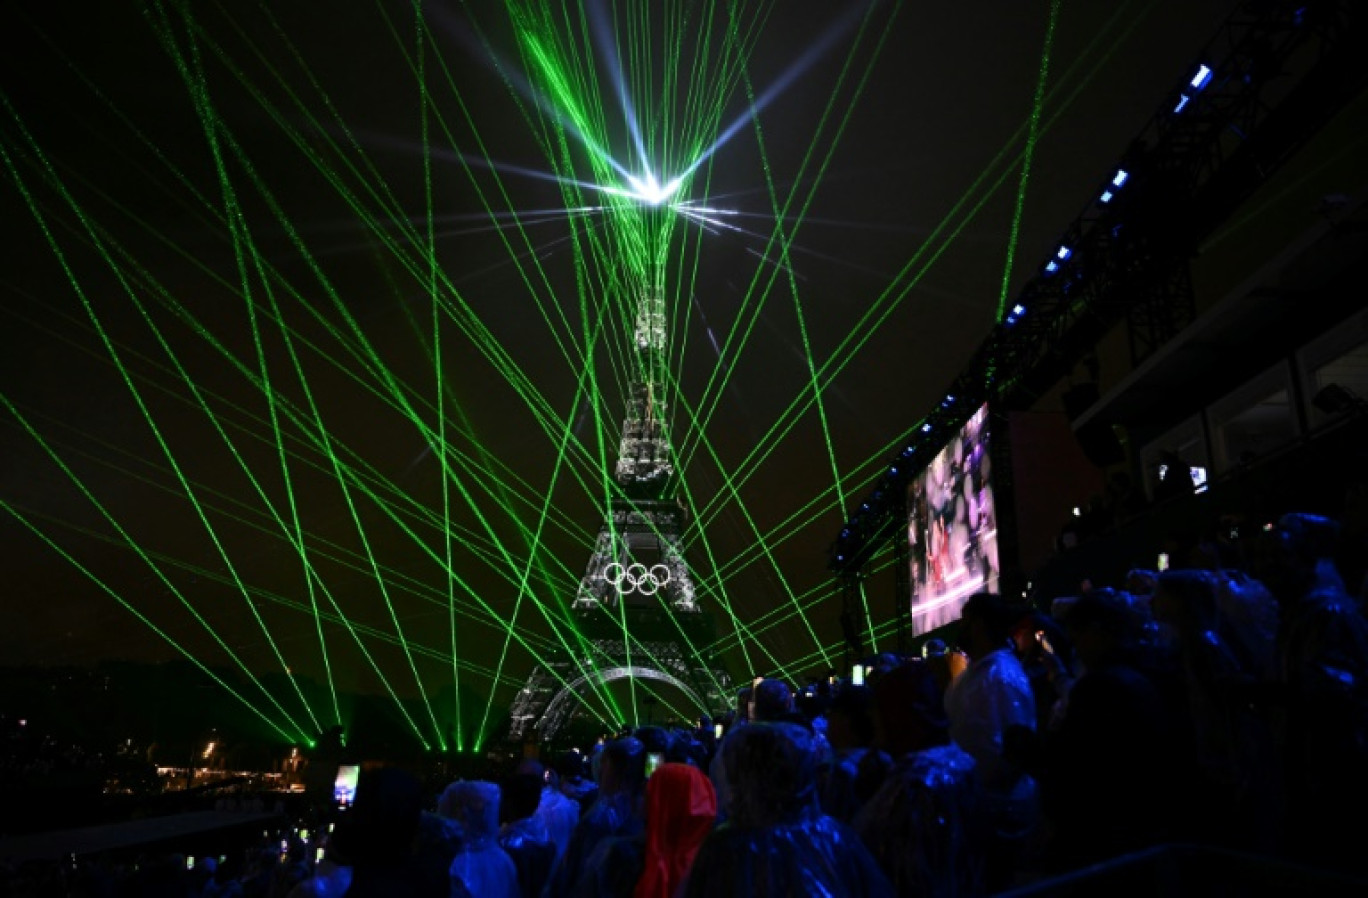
[0,0,1241,745]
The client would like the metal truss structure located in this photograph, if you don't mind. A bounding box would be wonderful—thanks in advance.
[831,0,1368,578]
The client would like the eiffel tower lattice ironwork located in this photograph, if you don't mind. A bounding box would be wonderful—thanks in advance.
[506,287,733,743]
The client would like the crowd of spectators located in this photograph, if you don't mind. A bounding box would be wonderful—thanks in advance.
[5,509,1368,896]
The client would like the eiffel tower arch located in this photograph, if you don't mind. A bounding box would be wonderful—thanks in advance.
[506,285,734,744]
[511,603,734,743]
[543,666,707,734]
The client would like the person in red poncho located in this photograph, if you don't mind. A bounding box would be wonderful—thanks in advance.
[562,761,715,898]
[634,763,716,898]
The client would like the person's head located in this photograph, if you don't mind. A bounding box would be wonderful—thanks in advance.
[596,736,645,797]
[500,773,543,826]
[1249,512,1343,605]
[1152,568,1220,637]
[871,652,900,675]
[644,763,716,835]
[670,731,706,766]
[1125,569,1159,598]
[750,678,794,721]
[871,658,950,757]
[826,683,876,752]
[553,750,586,782]
[633,725,672,758]
[437,780,501,848]
[957,592,1021,659]
[1063,588,1143,670]
[723,722,820,827]
[1159,449,1186,468]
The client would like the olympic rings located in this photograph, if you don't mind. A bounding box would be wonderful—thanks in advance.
[603,561,672,595]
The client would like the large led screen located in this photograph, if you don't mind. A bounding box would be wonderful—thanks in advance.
[907,403,999,635]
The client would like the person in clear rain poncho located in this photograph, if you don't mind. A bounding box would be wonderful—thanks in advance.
[681,721,893,898]
[545,736,647,896]
[857,657,985,897]
[440,779,520,898]
[499,771,558,898]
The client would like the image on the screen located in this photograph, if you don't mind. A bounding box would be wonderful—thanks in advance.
[907,403,999,635]
[334,764,360,807]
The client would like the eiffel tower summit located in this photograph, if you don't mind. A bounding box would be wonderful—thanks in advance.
[506,282,734,744]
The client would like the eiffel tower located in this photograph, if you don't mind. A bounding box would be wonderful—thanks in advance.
[506,286,733,744]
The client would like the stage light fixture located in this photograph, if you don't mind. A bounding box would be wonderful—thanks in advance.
[1112,169,1129,187]
[1174,93,1192,114]
[1191,64,1213,91]
[1012,303,1026,316]
[1056,245,1072,260]
[1099,190,1114,204]
[921,423,933,433]
[1044,260,1060,274]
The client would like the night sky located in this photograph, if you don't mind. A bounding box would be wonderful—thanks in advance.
[0,0,1242,745]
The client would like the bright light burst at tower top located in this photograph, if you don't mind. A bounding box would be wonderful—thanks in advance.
[619,171,684,206]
